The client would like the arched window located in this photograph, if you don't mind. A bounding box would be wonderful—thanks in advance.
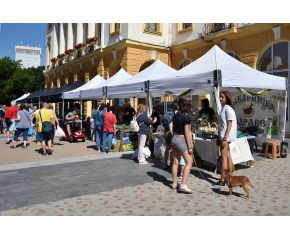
[178,59,193,70]
[258,41,289,75]
[227,52,241,61]
[258,41,290,122]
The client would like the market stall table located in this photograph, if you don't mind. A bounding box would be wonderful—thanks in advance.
[194,136,255,172]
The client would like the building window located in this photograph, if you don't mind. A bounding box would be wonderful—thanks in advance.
[177,59,193,70]
[178,23,194,35]
[226,52,241,61]
[143,23,162,36]
[110,23,121,37]
[258,41,290,120]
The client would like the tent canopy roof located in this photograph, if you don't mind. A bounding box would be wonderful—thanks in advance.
[107,60,177,98]
[80,68,132,100]
[149,45,286,96]
[63,75,105,100]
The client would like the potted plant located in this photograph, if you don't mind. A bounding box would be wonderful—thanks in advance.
[57,53,65,59]
[65,49,74,55]
[75,43,84,50]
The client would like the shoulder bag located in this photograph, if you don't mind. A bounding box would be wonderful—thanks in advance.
[130,114,144,132]
[5,107,15,125]
[39,110,53,132]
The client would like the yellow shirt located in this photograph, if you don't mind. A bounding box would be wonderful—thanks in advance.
[36,108,54,132]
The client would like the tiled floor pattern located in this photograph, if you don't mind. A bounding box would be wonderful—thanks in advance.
[1,157,289,216]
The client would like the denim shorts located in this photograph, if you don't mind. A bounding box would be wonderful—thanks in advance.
[171,135,188,153]
[38,131,52,142]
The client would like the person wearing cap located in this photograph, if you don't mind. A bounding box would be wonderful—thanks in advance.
[65,108,79,136]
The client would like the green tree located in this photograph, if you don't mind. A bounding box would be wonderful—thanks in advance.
[0,56,21,103]
[0,56,45,105]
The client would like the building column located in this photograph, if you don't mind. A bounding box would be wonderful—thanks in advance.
[51,23,59,58]
[87,23,95,38]
[66,23,73,50]
[76,23,83,44]
[59,23,65,54]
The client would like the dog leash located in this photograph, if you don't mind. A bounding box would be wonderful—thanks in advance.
[192,154,213,185]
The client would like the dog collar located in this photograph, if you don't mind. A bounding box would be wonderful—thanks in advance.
[224,175,232,187]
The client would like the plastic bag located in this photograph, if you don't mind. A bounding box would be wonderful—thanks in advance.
[131,147,151,160]
[57,125,65,138]
[9,120,16,132]
[156,125,165,133]
[143,147,151,158]
[112,135,118,145]
[28,126,34,136]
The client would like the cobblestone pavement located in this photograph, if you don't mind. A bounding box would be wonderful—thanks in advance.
[1,147,289,216]
[0,135,100,165]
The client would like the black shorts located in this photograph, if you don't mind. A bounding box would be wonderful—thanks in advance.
[38,131,52,142]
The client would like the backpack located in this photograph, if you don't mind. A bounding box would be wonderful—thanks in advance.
[130,114,144,132]
[163,110,174,129]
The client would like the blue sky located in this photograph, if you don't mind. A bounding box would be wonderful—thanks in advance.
[0,23,47,66]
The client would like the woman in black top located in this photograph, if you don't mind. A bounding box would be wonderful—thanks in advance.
[171,98,194,194]
[191,98,217,124]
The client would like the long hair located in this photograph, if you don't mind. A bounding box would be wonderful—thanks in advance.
[178,98,191,114]
[201,98,210,109]
[220,91,234,105]
[137,104,146,114]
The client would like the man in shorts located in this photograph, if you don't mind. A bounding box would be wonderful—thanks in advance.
[35,102,56,156]
[4,101,19,143]
[65,108,78,136]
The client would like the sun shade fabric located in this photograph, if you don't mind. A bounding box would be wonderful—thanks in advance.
[63,75,106,100]
[39,86,58,102]
[15,93,30,102]
[49,80,85,101]
[106,60,177,98]
[149,45,286,96]
[81,69,132,100]
[31,88,51,103]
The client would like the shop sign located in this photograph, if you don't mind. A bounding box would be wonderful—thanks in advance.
[232,90,286,145]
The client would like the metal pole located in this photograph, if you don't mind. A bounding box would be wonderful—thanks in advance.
[133,96,136,110]
[80,90,83,131]
[62,93,65,121]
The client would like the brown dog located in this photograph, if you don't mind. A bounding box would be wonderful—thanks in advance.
[224,169,253,199]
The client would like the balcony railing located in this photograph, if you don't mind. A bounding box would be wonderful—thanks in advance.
[202,23,237,35]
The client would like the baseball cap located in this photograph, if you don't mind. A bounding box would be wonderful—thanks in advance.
[3,105,6,108]
[73,108,77,112]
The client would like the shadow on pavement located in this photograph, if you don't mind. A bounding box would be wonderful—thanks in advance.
[211,187,247,199]
[146,171,172,188]
[190,169,219,185]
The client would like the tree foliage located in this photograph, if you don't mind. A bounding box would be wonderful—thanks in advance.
[0,56,45,105]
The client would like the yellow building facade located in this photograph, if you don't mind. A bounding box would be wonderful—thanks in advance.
[44,23,290,121]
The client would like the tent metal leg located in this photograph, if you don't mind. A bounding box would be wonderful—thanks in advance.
[146,92,149,116]
[62,98,65,121]
[80,99,83,131]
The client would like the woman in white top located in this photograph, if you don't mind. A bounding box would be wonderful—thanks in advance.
[214,91,237,187]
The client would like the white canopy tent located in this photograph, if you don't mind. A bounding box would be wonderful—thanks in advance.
[150,45,287,96]
[106,60,177,99]
[63,75,106,100]
[81,68,132,100]
[15,93,30,103]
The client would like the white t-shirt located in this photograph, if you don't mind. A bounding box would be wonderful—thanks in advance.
[219,105,237,142]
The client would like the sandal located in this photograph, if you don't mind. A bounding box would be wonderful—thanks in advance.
[139,160,148,164]
[178,185,194,194]
[21,145,27,148]
[10,145,17,149]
